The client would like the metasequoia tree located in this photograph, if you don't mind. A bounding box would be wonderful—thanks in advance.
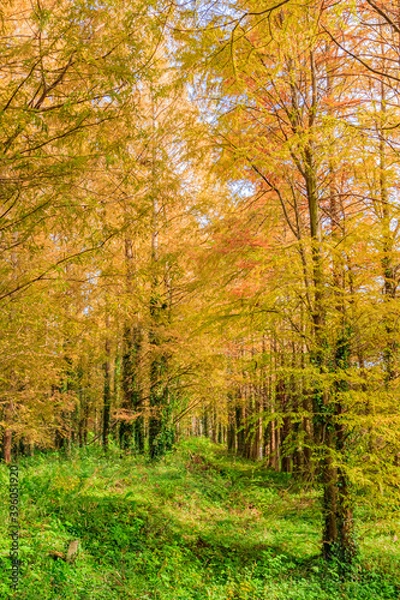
[1,0,400,572]
[0,0,174,459]
[177,0,400,563]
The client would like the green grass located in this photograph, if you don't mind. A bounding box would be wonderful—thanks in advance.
[0,438,399,599]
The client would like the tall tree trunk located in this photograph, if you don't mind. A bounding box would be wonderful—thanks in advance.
[227,392,236,452]
[379,80,397,384]
[2,400,13,464]
[148,116,174,458]
[119,216,144,452]
[304,50,355,562]
[120,323,143,451]
[102,336,112,449]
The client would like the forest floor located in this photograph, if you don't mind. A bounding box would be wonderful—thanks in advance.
[0,438,399,600]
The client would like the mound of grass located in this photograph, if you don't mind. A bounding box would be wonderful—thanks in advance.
[0,438,399,599]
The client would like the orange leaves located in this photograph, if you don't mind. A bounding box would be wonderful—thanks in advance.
[321,96,363,110]
[213,228,270,255]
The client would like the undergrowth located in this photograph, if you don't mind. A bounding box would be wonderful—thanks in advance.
[0,438,398,599]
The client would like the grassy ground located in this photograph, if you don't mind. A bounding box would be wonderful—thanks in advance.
[0,438,399,599]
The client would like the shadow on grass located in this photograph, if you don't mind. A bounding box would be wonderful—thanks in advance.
[10,441,400,600]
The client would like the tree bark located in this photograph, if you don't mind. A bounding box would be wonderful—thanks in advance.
[102,336,112,449]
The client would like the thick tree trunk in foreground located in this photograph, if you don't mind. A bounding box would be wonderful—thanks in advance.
[303,71,355,562]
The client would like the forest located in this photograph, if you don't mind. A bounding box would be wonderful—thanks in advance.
[0,0,400,598]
